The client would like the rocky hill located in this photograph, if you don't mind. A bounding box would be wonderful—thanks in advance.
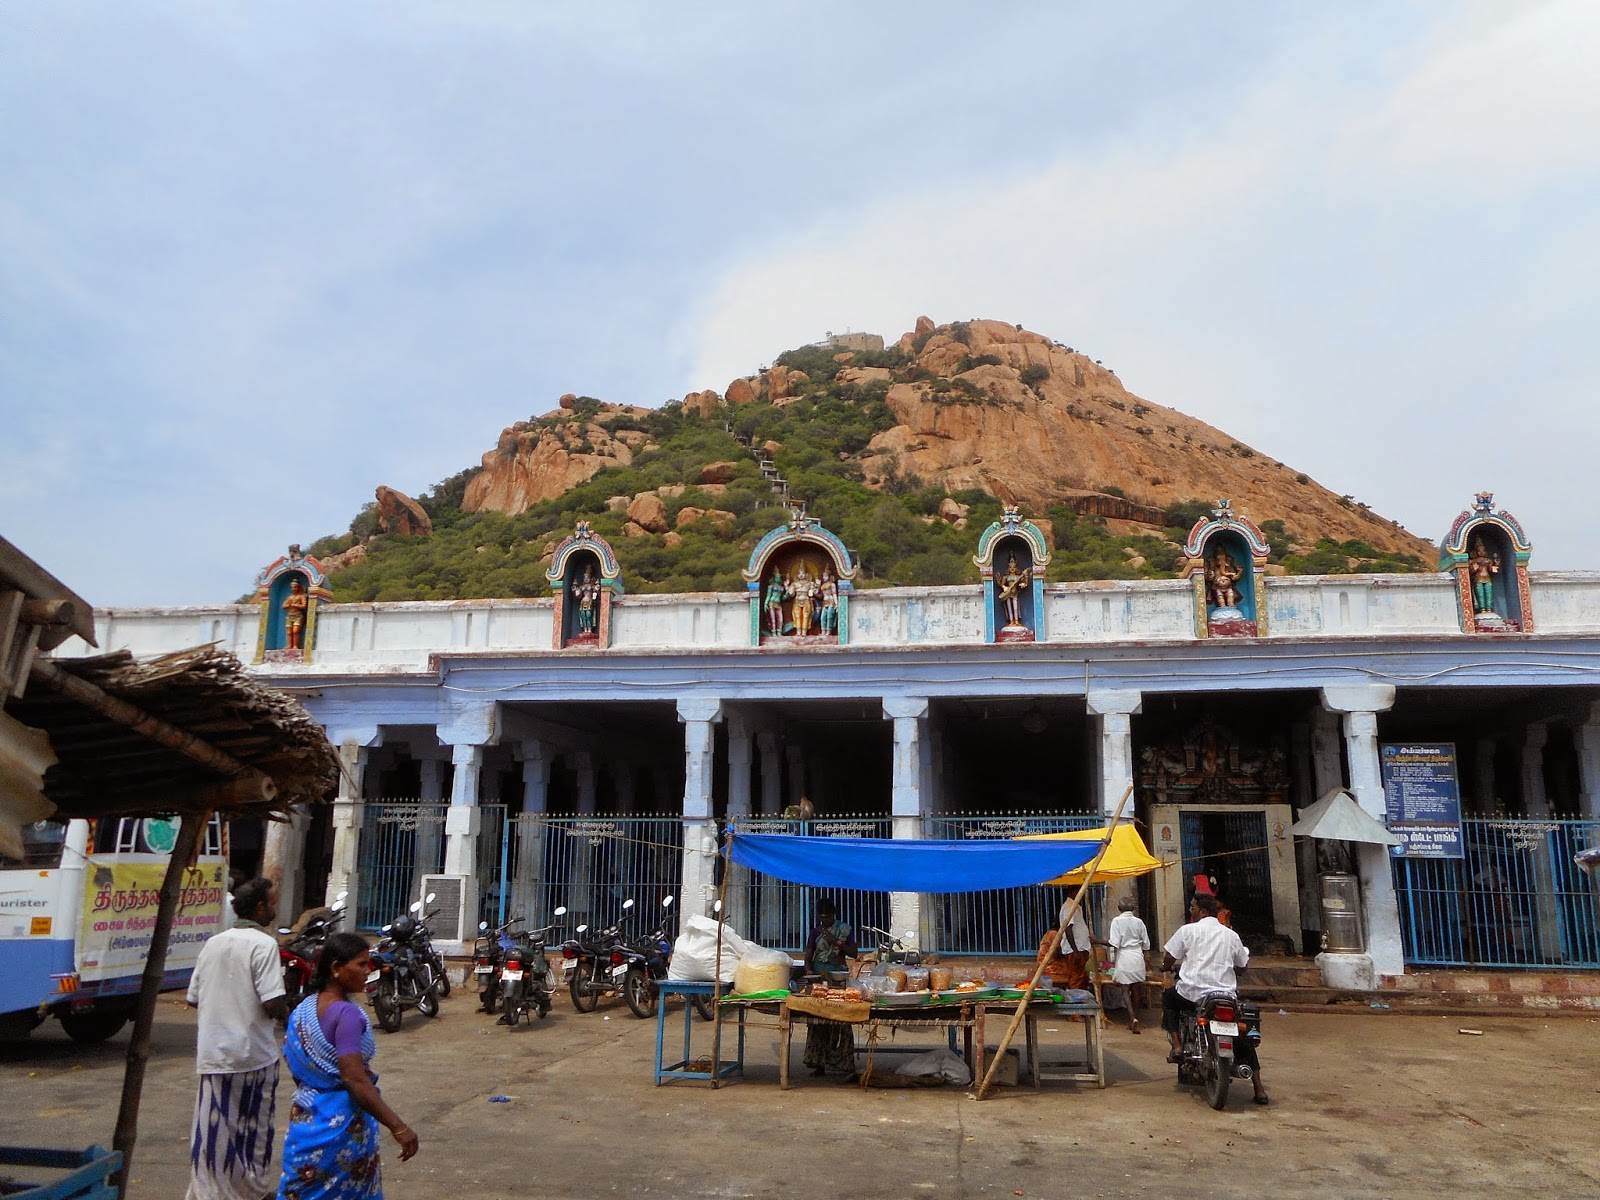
[304,317,1435,602]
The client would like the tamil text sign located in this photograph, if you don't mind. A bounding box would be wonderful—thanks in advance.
[1381,742,1464,859]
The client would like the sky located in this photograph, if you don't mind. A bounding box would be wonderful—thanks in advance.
[3,2,1597,605]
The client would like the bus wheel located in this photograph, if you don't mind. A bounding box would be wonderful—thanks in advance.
[61,1009,130,1044]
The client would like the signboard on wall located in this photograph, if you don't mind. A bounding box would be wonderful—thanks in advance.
[1381,742,1464,859]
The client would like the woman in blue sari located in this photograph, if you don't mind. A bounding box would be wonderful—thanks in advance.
[279,933,419,1200]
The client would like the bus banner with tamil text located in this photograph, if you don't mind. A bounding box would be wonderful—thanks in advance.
[77,860,227,981]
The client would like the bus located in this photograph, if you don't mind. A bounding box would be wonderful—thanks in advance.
[0,814,228,1042]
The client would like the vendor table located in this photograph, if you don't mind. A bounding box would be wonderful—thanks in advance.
[653,981,744,1086]
[718,995,1104,1090]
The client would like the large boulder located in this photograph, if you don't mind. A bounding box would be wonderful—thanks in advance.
[766,365,808,401]
[699,461,741,485]
[682,389,721,418]
[375,486,432,537]
[675,506,707,529]
[319,542,369,573]
[725,376,759,406]
[626,492,670,533]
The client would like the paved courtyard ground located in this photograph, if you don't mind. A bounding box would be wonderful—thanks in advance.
[3,990,1598,1199]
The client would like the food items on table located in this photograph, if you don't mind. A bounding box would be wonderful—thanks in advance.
[928,966,954,991]
[884,966,909,992]
[904,966,931,992]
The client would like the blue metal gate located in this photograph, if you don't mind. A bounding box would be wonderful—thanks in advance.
[504,815,685,937]
[1394,818,1600,968]
[357,801,448,930]
[922,814,1102,955]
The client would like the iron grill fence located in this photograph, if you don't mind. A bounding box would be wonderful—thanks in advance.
[733,815,894,953]
[921,814,1103,955]
[357,801,448,930]
[503,814,685,940]
[1394,817,1600,969]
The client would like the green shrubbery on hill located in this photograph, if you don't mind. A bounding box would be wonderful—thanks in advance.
[300,343,1427,602]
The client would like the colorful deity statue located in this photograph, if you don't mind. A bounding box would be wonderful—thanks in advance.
[791,562,818,636]
[574,564,601,635]
[818,567,839,636]
[1467,537,1500,614]
[764,571,789,635]
[281,579,309,651]
[996,554,1032,628]
[1205,547,1244,611]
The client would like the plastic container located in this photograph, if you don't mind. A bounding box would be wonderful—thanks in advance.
[903,966,931,992]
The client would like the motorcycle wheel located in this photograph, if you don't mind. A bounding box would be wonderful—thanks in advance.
[691,993,716,1023]
[1202,1047,1231,1110]
[372,980,403,1033]
[536,991,551,1019]
[500,987,521,1030]
[623,968,656,1020]
[418,982,440,1019]
[433,956,452,998]
[570,960,599,1012]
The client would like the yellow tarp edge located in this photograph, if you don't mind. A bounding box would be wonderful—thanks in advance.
[1016,824,1167,884]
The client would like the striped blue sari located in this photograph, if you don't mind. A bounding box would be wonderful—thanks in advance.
[277,997,383,1200]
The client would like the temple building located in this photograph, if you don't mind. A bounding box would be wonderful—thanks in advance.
[73,494,1600,990]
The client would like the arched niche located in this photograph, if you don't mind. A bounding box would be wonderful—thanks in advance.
[1440,492,1533,633]
[1181,500,1271,638]
[252,546,332,664]
[545,522,624,648]
[973,506,1052,643]
[742,505,856,646]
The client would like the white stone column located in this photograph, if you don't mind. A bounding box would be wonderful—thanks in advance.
[884,696,929,951]
[757,731,782,816]
[1521,724,1551,817]
[1518,723,1562,959]
[441,744,484,944]
[512,739,549,923]
[1579,702,1600,820]
[1086,690,1142,916]
[325,741,370,917]
[1322,685,1402,982]
[413,757,447,900]
[678,696,723,919]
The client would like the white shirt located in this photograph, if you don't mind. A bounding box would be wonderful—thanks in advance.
[186,922,285,1074]
[1058,899,1092,954]
[1107,911,1151,985]
[1163,915,1249,1002]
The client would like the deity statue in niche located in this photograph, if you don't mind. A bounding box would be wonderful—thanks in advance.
[1205,547,1244,611]
[764,570,789,636]
[818,567,839,636]
[996,554,1032,628]
[574,564,601,636]
[281,579,309,651]
[1467,537,1501,614]
[791,561,818,637]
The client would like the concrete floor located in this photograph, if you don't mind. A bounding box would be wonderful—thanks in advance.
[3,989,1598,1199]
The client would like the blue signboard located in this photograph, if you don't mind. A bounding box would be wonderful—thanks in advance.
[1381,742,1464,859]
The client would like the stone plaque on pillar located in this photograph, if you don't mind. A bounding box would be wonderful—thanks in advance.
[974,505,1051,643]
[742,504,856,646]
[545,521,624,648]
[1440,492,1533,634]
[252,545,332,665]
[1180,500,1270,639]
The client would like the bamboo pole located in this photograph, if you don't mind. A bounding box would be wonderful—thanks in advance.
[711,828,734,1087]
[110,808,209,1198]
[974,784,1134,1101]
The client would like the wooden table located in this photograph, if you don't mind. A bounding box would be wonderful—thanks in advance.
[972,999,1104,1089]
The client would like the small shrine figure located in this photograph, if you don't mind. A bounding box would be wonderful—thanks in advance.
[574,564,601,635]
[281,579,309,651]
[818,567,839,636]
[1467,537,1500,614]
[764,571,789,636]
[996,554,1032,628]
[791,562,818,637]
[1205,547,1243,610]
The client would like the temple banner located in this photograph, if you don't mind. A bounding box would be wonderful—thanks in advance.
[1381,742,1464,859]
[77,860,227,981]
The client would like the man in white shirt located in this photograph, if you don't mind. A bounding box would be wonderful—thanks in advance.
[185,878,287,1200]
[1161,892,1268,1103]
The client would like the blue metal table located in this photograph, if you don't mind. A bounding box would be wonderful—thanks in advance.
[653,980,744,1086]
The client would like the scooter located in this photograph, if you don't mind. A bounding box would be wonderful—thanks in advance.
[278,890,347,1016]
[1174,989,1262,1110]
[497,907,566,1029]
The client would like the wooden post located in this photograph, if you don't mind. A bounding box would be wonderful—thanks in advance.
[974,784,1133,1101]
[110,809,208,1198]
[711,830,733,1087]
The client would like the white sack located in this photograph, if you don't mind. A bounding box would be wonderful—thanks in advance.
[667,915,754,983]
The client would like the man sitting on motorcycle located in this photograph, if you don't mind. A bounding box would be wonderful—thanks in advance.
[1161,893,1269,1105]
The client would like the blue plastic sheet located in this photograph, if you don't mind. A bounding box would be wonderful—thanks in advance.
[726,831,1101,894]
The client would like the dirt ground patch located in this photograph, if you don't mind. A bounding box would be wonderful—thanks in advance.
[3,993,1598,1199]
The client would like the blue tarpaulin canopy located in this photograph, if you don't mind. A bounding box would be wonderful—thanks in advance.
[726,830,1103,894]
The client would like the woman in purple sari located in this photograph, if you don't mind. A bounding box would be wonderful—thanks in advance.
[278,933,419,1199]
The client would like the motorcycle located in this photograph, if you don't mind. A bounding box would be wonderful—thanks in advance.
[862,925,922,968]
[367,894,443,1034]
[619,896,676,1020]
[472,916,523,1015]
[496,907,566,1029]
[278,890,347,1016]
[1174,989,1262,1110]
[562,898,637,1013]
